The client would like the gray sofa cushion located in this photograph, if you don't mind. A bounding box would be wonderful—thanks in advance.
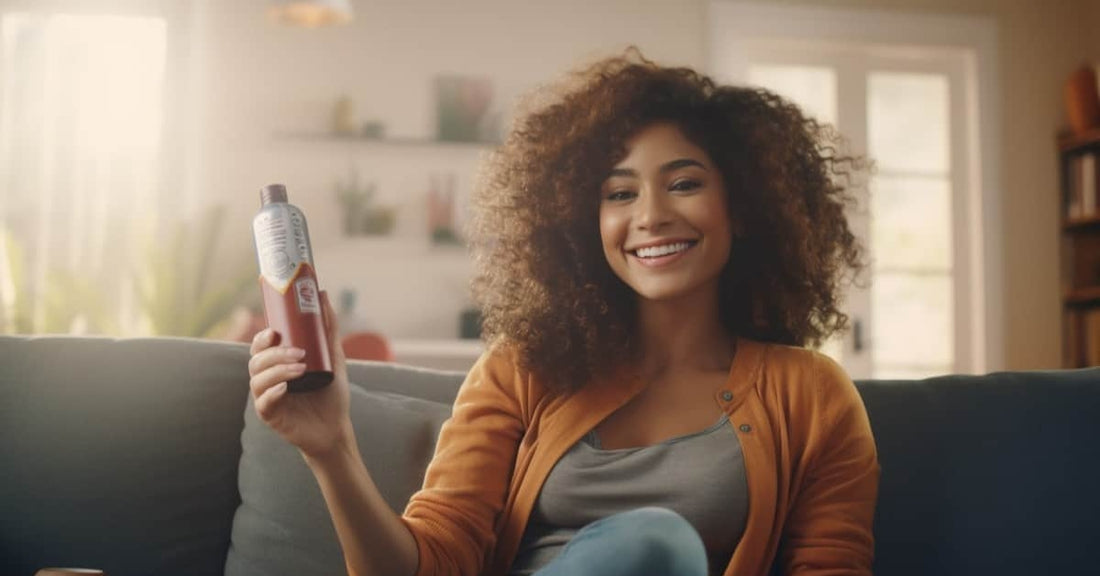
[0,335,250,576]
[224,364,461,576]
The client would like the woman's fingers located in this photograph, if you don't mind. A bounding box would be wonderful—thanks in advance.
[250,360,306,399]
[250,327,276,355]
[248,342,306,376]
[248,339,308,400]
[254,380,289,420]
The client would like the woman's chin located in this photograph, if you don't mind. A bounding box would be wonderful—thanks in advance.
[627,279,704,303]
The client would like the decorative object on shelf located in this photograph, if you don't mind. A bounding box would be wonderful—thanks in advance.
[459,306,482,339]
[435,75,499,143]
[361,120,385,139]
[342,331,394,361]
[336,166,396,236]
[1065,64,1100,136]
[268,0,354,28]
[428,173,461,245]
[336,288,376,335]
[332,95,356,135]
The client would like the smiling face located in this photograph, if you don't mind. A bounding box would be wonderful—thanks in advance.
[599,122,734,304]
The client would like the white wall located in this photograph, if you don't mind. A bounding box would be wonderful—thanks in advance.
[187,0,705,339]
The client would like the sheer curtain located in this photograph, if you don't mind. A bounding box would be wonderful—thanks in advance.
[0,12,166,334]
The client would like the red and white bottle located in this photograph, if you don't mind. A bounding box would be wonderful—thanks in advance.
[252,183,334,392]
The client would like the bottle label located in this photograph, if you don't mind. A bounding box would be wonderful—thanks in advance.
[295,276,321,315]
[253,204,315,294]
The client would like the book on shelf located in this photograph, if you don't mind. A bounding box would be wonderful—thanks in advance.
[1086,308,1100,367]
[1065,307,1100,367]
[1066,150,1099,220]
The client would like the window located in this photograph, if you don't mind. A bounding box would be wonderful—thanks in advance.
[711,2,1001,377]
[0,12,167,334]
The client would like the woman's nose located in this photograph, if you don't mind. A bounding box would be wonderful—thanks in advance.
[634,188,673,231]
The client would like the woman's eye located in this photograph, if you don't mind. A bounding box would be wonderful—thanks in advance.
[605,190,635,201]
[670,179,702,192]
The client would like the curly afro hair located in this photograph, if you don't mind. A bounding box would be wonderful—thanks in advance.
[467,48,866,392]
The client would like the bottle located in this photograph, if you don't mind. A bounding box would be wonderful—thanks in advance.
[252,183,334,392]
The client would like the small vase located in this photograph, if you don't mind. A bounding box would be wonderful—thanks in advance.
[1065,65,1100,135]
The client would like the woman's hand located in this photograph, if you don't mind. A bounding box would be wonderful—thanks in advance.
[247,290,355,460]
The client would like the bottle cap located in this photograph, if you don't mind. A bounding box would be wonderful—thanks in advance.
[261,184,288,205]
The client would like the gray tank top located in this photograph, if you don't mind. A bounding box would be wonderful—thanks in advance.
[508,413,748,576]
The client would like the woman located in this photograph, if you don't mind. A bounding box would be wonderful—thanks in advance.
[247,50,878,576]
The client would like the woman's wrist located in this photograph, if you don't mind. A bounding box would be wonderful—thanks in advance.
[302,419,360,471]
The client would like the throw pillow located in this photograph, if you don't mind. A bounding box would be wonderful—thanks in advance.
[224,381,452,576]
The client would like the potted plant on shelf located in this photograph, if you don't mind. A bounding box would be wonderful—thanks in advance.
[336,168,396,236]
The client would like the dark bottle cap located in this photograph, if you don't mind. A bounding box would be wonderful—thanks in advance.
[261,183,289,205]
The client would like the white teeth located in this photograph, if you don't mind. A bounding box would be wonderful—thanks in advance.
[634,242,693,258]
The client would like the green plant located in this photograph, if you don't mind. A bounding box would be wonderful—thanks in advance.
[133,205,259,338]
[0,227,119,335]
[335,166,394,236]
[0,227,32,334]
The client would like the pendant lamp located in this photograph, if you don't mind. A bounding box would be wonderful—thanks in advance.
[269,0,354,28]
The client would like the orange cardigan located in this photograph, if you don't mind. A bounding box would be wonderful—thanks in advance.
[399,337,879,576]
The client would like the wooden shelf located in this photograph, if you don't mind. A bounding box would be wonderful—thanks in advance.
[1064,215,1100,232]
[1066,286,1100,307]
[1058,128,1100,154]
[275,132,500,149]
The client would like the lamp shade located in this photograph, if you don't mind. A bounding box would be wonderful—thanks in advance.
[269,0,353,28]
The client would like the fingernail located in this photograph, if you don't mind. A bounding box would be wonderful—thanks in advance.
[289,362,307,372]
[287,347,306,359]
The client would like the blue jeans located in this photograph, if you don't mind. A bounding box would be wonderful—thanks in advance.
[533,507,709,576]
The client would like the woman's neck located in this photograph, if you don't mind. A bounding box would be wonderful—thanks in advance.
[634,287,734,379]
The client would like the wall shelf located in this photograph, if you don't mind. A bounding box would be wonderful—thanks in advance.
[273,131,484,344]
[1066,286,1100,307]
[1064,215,1100,233]
[275,132,500,150]
[321,236,469,259]
[1059,128,1100,154]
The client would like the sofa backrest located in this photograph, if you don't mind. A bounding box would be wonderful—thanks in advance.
[859,368,1100,576]
[0,335,253,576]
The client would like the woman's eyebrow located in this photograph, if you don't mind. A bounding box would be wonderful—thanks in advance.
[661,158,707,173]
[606,158,708,179]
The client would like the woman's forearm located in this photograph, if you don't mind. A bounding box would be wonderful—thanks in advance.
[304,436,420,576]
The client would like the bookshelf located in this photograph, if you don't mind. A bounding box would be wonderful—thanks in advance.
[1058,131,1100,367]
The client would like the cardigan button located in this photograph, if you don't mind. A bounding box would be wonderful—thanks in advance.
[739,424,753,433]
[720,390,734,402]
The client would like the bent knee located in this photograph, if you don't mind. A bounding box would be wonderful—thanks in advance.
[621,508,708,575]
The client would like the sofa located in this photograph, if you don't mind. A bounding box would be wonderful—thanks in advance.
[1,334,1098,576]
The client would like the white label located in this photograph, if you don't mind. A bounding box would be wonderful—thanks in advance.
[253,204,314,293]
[295,277,321,315]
